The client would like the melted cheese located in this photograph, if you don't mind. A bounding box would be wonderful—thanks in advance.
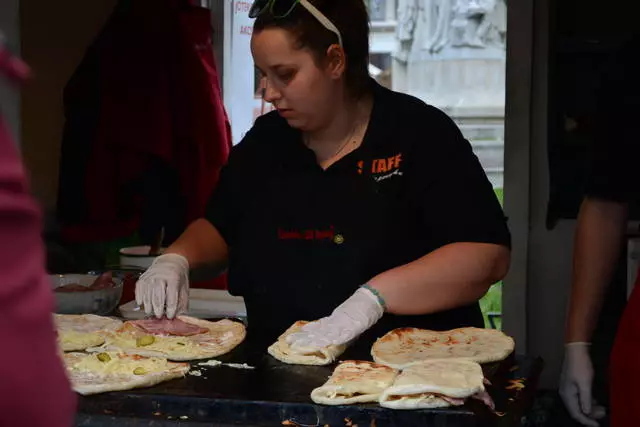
[72,352,169,375]
[59,331,105,350]
[326,390,368,399]
[109,333,198,354]
[388,393,438,402]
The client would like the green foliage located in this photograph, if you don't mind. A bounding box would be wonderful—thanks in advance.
[479,187,504,329]
[480,282,502,330]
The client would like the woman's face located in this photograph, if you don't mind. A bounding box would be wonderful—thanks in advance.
[251,28,344,131]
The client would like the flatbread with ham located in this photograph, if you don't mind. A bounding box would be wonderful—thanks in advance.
[379,359,494,410]
[55,314,123,352]
[128,318,209,336]
[371,327,514,369]
[90,316,246,361]
[311,361,398,405]
[64,351,189,395]
[267,321,347,366]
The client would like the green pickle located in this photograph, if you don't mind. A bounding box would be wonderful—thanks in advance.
[97,352,111,362]
[136,335,155,347]
[133,367,146,375]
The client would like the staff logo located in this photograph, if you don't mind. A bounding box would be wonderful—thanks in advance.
[358,153,403,182]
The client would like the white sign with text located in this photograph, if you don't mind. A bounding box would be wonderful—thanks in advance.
[228,0,256,144]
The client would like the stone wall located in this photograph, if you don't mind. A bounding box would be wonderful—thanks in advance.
[391,0,507,188]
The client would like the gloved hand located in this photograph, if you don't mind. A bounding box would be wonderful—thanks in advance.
[559,342,607,426]
[286,286,385,350]
[135,253,190,319]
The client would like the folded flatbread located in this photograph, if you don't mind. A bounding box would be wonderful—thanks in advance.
[90,316,246,361]
[311,360,398,405]
[55,314,123,352]
[379,359,494,410]
[267,321,347,366]
[372,327,515,369]
[64,351,189,395]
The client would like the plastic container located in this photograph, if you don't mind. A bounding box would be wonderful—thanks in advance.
[50,274,123,315]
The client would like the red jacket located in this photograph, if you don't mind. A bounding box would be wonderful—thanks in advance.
[57,0,231,246]
[0,48,76,427]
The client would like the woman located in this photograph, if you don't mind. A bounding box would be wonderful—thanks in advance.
[136,0,510,350]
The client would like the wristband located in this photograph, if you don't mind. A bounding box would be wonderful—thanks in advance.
[361,284,387,311]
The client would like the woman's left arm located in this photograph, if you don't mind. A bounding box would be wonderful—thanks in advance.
[369,242,510,315]
[369,105,511,314]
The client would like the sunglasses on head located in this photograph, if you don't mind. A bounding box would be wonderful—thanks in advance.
[249,0,343,48]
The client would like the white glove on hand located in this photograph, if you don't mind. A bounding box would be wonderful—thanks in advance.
[135,253,190,319]
[286,286,385,350]
[559,342,606,426]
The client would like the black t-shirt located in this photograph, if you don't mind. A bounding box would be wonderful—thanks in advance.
[206,82,510,347]
[586,36,640,204]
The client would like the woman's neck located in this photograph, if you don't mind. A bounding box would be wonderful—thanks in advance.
[304,92,374,163]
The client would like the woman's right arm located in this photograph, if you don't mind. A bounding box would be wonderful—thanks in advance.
[137,114,268,317]
[165,218,229,273]
[137,128,247,317]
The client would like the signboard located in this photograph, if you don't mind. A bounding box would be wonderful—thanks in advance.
[226,0,275,145]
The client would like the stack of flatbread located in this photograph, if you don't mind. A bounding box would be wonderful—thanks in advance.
[312,359,494,410]
[56,314,246,395]
[379,359,494,410]
[371,327,515,369]
[310,326,515,411]
[268,321,347,366]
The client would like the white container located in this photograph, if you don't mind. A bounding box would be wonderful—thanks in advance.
[119,288,246,320]
[119,246,166,270]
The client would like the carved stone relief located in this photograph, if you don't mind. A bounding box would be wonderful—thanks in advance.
[394,0,419,63]
[394,0,506,59]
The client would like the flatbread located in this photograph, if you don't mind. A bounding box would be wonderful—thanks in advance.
[267,321,347,366]
[90,316,246,361]
[64,351,189,395]
[311,361,398,405]
[379,359,485,410]
[371,327,515,369]
[55,314,123,352]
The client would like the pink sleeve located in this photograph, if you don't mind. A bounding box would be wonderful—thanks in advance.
[0,117,76,427]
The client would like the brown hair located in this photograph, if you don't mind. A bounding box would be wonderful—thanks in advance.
[253,0,372,98]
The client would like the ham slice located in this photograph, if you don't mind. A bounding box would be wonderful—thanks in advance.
[89,272,115,290]
[471,390,495,410]
[440,395,465,406]
[130,318,208,336]
[54,272,116,292]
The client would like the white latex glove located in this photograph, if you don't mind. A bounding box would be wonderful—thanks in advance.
[286,286,385,349]
[135,253,190,319]
[559,342,607,426]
